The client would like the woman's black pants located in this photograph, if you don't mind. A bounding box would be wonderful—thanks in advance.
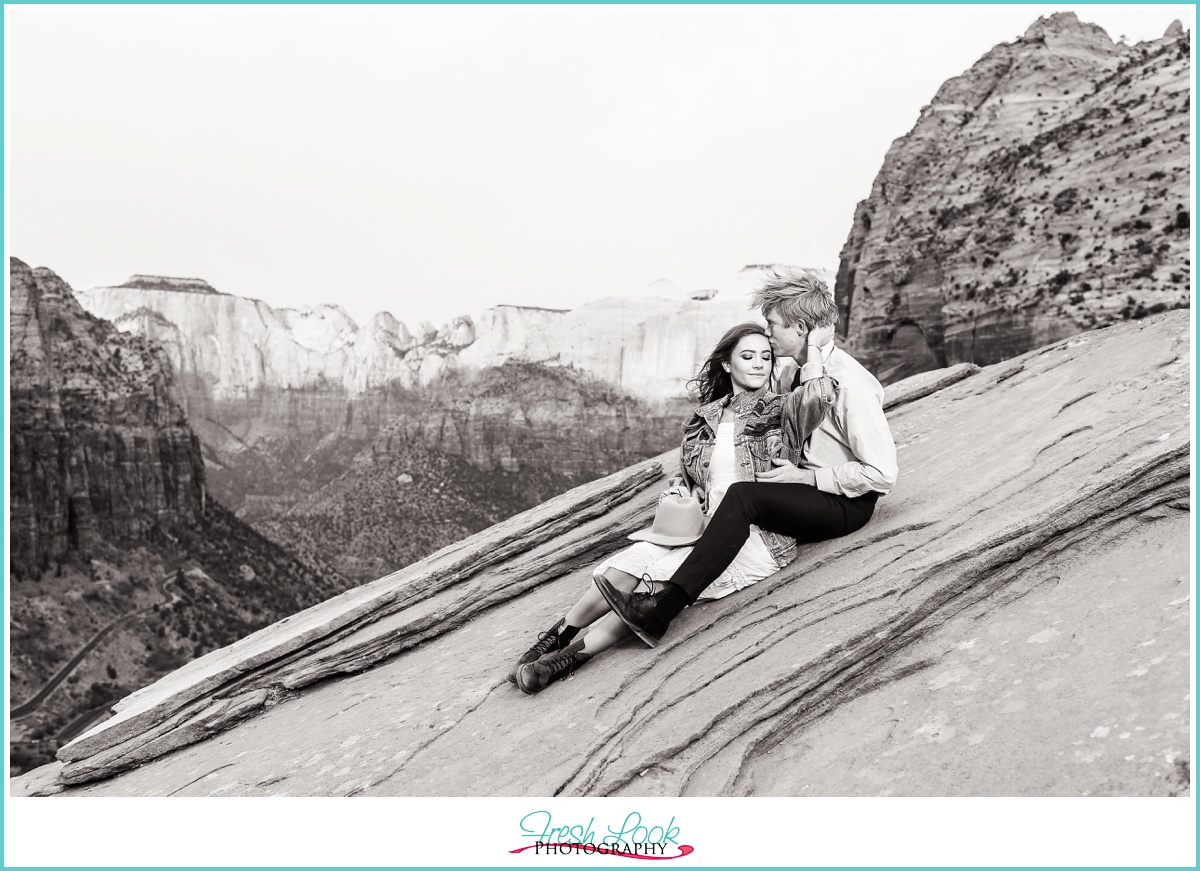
[670,481,879,603]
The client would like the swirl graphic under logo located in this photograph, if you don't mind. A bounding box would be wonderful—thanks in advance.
[508,843,694,861]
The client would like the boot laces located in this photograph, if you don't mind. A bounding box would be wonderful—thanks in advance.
[633,574,664,601]
[623,576,668,633]
[544,647,586,681]
[527,625,563,659]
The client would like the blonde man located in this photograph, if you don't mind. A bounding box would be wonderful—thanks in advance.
[597,268,898,646]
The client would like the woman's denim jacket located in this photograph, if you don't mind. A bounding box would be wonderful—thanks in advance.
[677,369,837,567]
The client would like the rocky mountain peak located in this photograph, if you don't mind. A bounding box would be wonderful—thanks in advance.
[119,275,219,294]
[835,13,1190,383]
[365,310,401,332]
[1022,11,1115,51]
[441,314,476,348]
[1165,20,1185,39]
[362,311,413,347]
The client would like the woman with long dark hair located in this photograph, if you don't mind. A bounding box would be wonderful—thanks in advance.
[510,321,836,694]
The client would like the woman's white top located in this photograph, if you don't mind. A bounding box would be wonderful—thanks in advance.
[705,421,738,516]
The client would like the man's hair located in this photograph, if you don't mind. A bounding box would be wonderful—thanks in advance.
[750,267,839,333]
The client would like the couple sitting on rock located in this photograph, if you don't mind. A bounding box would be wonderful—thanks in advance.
[511,268,899,694]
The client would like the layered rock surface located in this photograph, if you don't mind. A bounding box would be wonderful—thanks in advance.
[837,13,1190,382]
[15,311,1189,796]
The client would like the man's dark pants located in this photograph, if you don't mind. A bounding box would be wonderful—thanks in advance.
[670,481,879,602]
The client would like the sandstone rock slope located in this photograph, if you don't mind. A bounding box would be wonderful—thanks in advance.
[837,13,1190,382]
[15,311,1189,796]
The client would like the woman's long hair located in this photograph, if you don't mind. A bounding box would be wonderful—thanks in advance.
[687,322,774,405]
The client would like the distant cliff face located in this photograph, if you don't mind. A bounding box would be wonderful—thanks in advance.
[75,283,412,397]
[836,13,1191,382]
[77,265,832,402]
[8,259,350,776]
[456,283,781,399]
[9,259,206,573]
[75,265,831,526]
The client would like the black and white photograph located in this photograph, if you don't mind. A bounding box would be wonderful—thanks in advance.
[5,2,1194,866]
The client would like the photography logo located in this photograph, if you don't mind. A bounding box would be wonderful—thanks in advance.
[511,811,694,860]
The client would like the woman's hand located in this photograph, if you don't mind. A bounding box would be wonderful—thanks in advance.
[660,484,691,500]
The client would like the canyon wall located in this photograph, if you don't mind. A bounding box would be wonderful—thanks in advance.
[9,259,206,574]
[77,265,830,404]
[74,266,829,541]
[8,260,350,775]
[836,14,1190,382]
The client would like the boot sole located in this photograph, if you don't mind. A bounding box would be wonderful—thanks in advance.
[594,576,661,649]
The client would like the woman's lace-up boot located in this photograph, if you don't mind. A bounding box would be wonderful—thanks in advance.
[515,640,592,695]
[508,619,570,683]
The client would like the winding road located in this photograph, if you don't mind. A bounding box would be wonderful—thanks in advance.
[11,574,182,720]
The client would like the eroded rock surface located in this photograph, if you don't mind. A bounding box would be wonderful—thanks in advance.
[9,258,206,571]
[14,311,1190,796]
[837,13,1190,382]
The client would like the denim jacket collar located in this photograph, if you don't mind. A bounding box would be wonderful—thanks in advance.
[695,385,774,433]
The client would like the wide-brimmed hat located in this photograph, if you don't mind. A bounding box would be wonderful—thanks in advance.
[629,492,707,547]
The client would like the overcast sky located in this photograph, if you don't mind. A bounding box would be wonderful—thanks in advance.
[6,4,1191,329]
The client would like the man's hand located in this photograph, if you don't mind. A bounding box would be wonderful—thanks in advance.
[757,458,817,485]
[807,323,836,348]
